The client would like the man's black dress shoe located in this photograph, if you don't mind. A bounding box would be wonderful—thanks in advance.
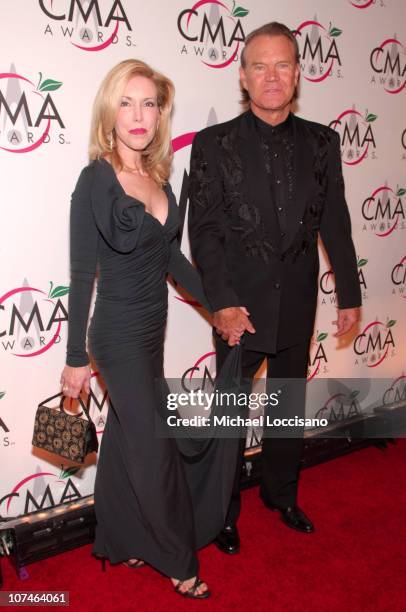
[214,525,240,554]
[266,504,314,533]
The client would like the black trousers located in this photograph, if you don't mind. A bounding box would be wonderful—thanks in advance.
[215,336,310,526]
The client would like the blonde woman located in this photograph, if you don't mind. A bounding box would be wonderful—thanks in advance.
[60,60,212,599]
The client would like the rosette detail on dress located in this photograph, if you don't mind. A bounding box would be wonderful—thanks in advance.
[91,159,146,253]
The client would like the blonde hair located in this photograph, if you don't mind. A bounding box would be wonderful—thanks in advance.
[89,59,174,186]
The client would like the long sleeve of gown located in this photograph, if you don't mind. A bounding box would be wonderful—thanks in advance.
[167,236,212,314]
[66,165,99,367]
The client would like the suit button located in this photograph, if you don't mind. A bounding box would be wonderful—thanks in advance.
[278,206,283,211]
[273,152,278,158]
[280,232,285,237]
[276,179,281,185]
[275,283,280,290]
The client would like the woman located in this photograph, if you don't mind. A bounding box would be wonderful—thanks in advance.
[59,59,214,599]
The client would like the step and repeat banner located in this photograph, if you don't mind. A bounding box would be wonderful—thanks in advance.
[0,0,405,517]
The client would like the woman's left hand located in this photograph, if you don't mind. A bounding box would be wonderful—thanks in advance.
[60,364,91,399]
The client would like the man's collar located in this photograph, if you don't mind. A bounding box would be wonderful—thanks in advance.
[250,109,293,137]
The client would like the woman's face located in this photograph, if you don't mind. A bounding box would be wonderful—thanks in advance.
[114,75,160,155]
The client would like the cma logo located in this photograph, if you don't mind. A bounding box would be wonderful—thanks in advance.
[0,71,65,153]
[353,320,396,367]
[294,19,343,82]
[39,0,131,27]
[382,375,406,405]
[0,467,82,516]
[391,255,405,298]
[0,391,11,447]
[39,0,133,51]
[329,109,377,165]
[320,258,367,304]
[181,351,216,391]
[0,283,69,357]
[177,1,248,68]
[361,185,405,237]
[370,37,406,94]
[315,390,361,423]
[308,332,329,380]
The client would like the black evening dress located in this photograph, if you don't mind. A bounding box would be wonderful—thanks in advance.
[66,158,238,581]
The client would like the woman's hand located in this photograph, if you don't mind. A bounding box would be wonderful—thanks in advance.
[60,365,91,399]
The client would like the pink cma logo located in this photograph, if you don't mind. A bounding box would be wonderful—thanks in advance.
[181,351,216,391]
[329,108,377,166]
[349,0,387,9]
[315,390,361,424]
[39,0,134,51]
[0,70,65,153]
[177,0,248,68]
[307,332,329,380]
[370,37,406,94]
[353,319,396,368]
[319,258,368,305]
[361,184,405,237]
[0,466,82,517]
[382,375,406,405]
[0,281,68,357]
[294,19,343,82]
[391,255,406,298]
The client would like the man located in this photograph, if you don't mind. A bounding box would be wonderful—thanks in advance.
[188,22,362,554]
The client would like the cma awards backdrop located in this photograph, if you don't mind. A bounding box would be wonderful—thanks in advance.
[0,0,405,518]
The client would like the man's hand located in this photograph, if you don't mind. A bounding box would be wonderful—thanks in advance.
[60,365,91,399]
[332,307,361,337]
[213,306,256,346]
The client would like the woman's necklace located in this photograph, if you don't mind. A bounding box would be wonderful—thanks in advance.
[122,164,148,177]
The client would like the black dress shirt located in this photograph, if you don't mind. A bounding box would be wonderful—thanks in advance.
[253,111,295,241]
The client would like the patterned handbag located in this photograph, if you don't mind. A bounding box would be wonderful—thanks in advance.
[32,392,99,464]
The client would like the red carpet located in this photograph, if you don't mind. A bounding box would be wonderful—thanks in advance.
[2,440,405,611]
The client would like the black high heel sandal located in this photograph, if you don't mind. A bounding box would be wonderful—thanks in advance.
[94,554,108,572]
[122,560,145,569]
[94,554,145,572]
[173,577,211,599]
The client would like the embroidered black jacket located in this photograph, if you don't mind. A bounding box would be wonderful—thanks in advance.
[188,110,361,353]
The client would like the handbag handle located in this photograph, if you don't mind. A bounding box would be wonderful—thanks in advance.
[38,392,93,421]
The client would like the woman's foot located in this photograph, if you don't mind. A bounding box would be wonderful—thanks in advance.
[171,576,210,599]
[123,558,145,568]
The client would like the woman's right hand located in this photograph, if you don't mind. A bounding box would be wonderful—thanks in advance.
[60,364,91,399]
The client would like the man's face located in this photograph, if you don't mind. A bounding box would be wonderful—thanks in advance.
[239,34,300,118]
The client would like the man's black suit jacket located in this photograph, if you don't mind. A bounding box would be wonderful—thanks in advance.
[188,110,362,353]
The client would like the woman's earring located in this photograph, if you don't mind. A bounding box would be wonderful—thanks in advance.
[108,132,114,151]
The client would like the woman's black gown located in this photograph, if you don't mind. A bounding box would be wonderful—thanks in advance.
[66,158,238,580]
